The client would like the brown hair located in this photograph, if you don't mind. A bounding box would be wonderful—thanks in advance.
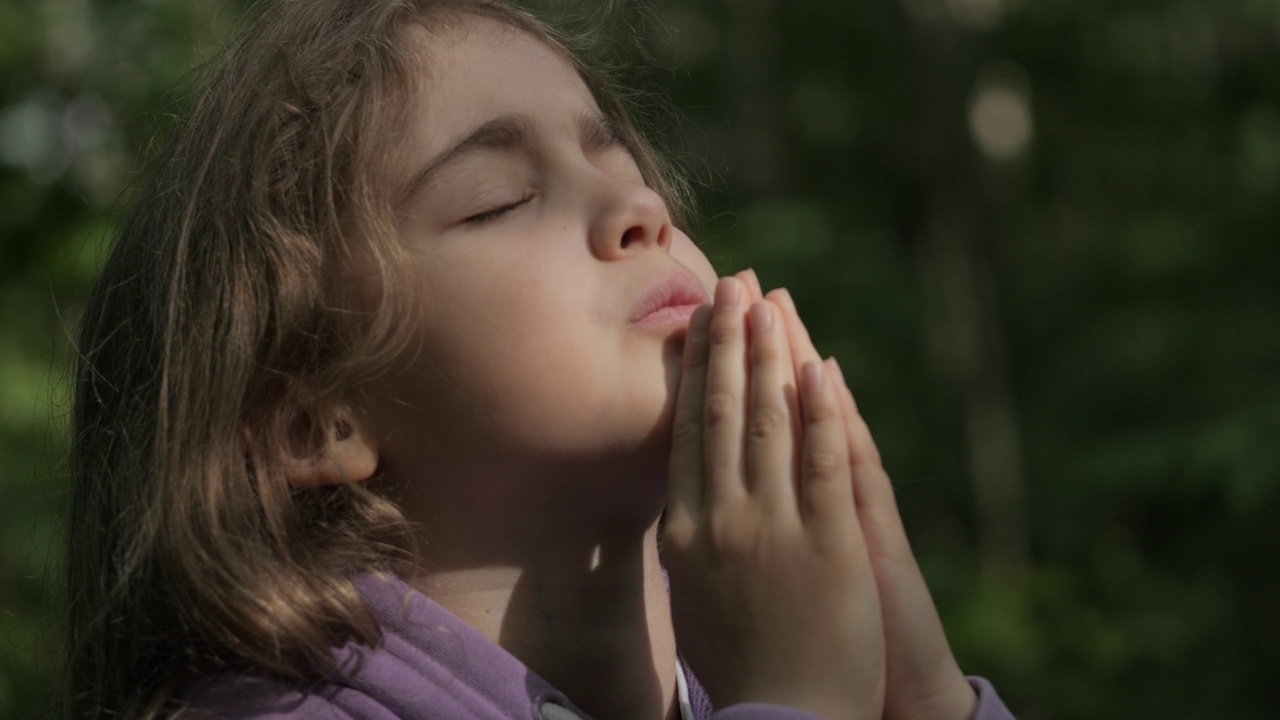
[66,1,691,717]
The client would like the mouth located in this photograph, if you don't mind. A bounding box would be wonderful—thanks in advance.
[630,272,711,326]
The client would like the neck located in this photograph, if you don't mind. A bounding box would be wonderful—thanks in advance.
[412,520,678,720]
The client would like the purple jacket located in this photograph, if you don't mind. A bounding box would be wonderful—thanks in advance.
[191,574,1015,720]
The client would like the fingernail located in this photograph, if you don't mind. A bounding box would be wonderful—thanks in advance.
[828,357,848,389]
[802,360,824,393]
[716,277,741,306]
[775,287,796,312]
[749,301,772,332]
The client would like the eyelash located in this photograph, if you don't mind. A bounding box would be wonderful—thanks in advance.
[464,193,534,225]
[602,124,628,149]
[457,126,629,226]
[602,124,638,160]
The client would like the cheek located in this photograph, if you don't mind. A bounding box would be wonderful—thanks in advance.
[670,231,719,291]
[414,249,597,395]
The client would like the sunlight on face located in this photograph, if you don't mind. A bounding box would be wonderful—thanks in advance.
[366,17,717,529]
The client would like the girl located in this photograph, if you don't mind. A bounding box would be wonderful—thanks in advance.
[67,1,1016,719]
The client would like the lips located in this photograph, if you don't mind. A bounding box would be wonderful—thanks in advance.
[630,272,711,326]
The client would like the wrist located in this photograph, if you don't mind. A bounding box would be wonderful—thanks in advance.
[889,675,977,720]
[936,679,978,720]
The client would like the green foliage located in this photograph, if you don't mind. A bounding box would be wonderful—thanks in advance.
[2,0,1277,717]
[0,2,246,717]
[666,1,1280,717]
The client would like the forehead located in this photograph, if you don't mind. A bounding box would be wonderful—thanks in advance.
[400,17,597,155]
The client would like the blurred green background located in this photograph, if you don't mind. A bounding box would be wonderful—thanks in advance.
[2,0,1278,718]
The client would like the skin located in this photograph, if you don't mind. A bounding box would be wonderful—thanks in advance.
[665,275,979,720]
[289,16,979,720]
[371,19,715,720]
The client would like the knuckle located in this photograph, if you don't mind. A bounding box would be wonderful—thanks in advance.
[703,392,737,429]
[747,404,789,441]
[670,408,702,443]
[805,400,838,424]
[682,343,708,370]
[805,449,844,480]
[707,506,750,553]
[750,337,780,365]
[660,514,696,548]
[707,316,741,346]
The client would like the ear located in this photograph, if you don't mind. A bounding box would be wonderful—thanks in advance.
[279,402,380,489]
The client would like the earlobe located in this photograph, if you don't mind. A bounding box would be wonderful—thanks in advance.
[280,404,380,489]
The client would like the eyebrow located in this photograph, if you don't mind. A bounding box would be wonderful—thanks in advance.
[397,111,625,207]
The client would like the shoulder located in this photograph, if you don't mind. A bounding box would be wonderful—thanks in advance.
[181,673,379,720]
[179,573,585,720]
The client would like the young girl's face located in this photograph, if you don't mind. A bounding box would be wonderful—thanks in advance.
[368,18,718,504]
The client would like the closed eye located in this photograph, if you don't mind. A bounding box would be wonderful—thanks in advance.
[463,194,534,225]
[583,113,633,158]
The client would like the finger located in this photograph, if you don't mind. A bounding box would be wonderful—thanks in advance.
[798,359,856,534]
[745,301,798,517]
[737,268,763,303]
[767,288,822,388]
[667,304,714,527]
[825,359,971,720]
[704,277,749,504]
[828,358,883,484]
[829,358,909,557]
[762,289,808,467]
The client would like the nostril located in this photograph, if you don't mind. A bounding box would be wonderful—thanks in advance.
[620,226,644,248]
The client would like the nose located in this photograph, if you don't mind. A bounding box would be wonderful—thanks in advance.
[587,175,673,260]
